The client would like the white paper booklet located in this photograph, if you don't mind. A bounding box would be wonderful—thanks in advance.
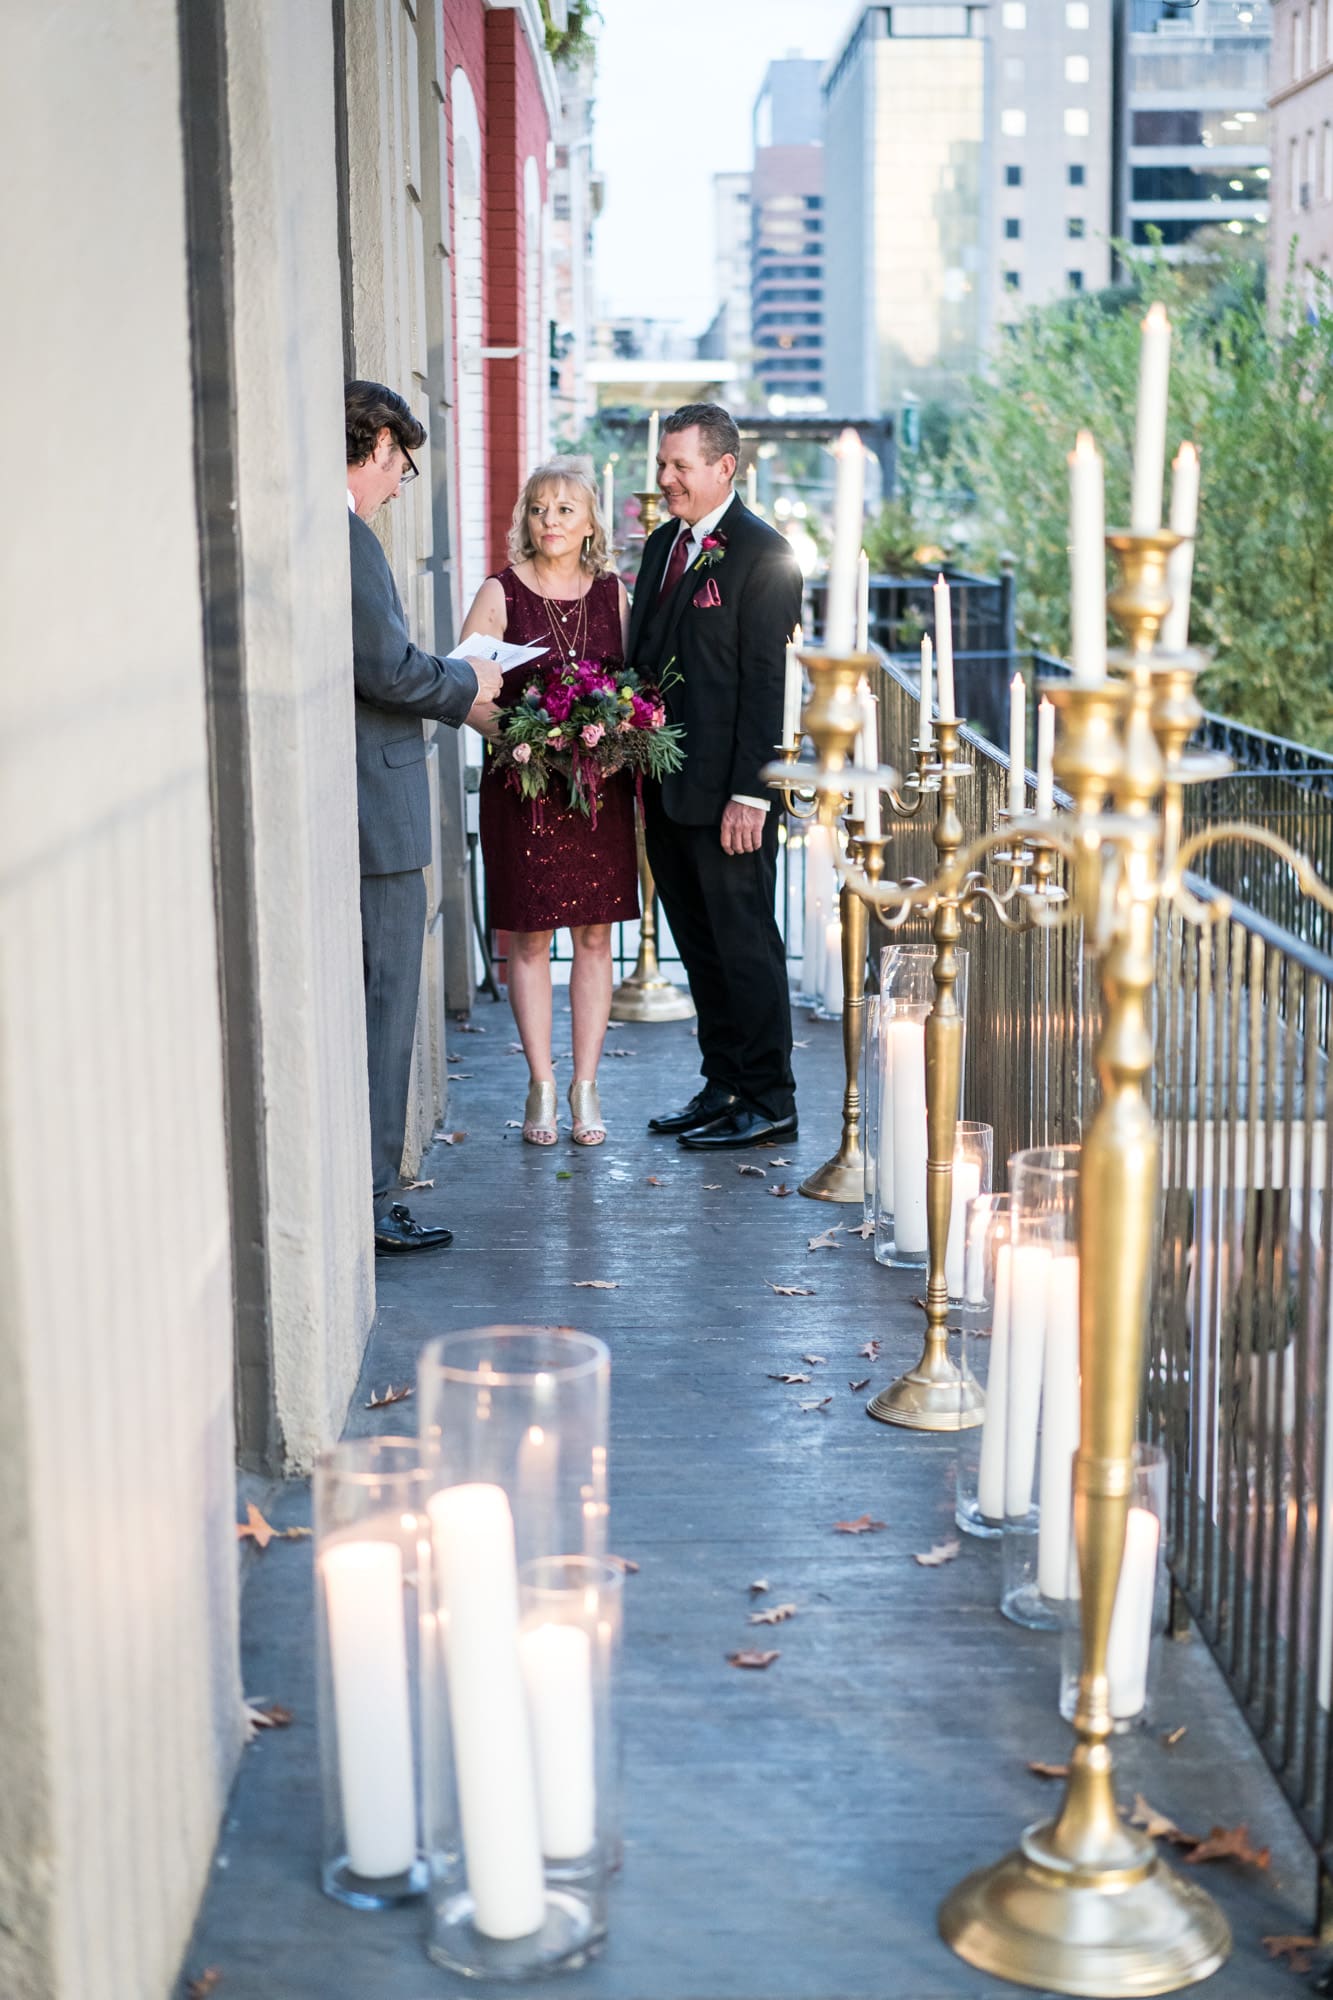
[446,636,548,671]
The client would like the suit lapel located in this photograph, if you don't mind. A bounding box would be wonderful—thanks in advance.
[652,494,744,669]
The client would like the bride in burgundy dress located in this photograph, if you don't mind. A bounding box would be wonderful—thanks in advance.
[459,459,637,1147]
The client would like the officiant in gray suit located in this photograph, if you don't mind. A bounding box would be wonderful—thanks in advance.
[346,380,501,1253]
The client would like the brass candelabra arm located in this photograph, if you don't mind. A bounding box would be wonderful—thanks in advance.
[766,742,822,821]
[885,739,937,816]
[959,869,1031,931]
[1164,822,1333,928]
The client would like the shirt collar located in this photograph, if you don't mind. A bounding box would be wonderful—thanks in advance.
[673,490,733,551]
[347,489,357,513]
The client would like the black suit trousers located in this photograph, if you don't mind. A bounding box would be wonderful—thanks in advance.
[645,795,795,1123]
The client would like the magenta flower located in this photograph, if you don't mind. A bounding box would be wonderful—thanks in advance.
[580,722,605,748]
[512,741,532,766]
[629,694,657,729]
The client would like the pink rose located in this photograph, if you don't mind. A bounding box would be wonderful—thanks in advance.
[617,719,632,735]
[580,722,605,748]
[651,704,666,729]
[512,741,532,765]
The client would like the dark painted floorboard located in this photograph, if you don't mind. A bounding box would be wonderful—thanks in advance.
[183,1000,1317,1999]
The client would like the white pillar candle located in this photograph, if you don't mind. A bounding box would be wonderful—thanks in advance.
[825,427,866,654]
[1004,1243,1051,1519]
[889,1018,928,1255]
[1130,303,1172,533]
[855,548,871,653]
[1036,1255,1081,1600]
[1068,430,1107,684]
[1107,1505,1161,1718]
[602,461,614,533]
[932,574,956,721]
[519,1622,596,1860]
[1007,673,1027,816]
[945,1159,982,1300]
[964,1206,987,1305]
[322,1541,418,1881]
[1160,442,1200,653]
[918,633,933,743]
[977,1243,1013,1522]
[782,620,804,747]
[802,822,828,992]
[876,1024,895,1212]
[1035,698,1055,818]
[822,915,844,1016]
[428,1484,545,1941]
[745,462,758,511]
[645,408,659,489]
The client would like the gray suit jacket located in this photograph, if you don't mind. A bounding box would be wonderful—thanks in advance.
[350,511,479,876]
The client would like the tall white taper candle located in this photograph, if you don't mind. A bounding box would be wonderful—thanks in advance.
[782,622,804,749]
[855,548,871,653]
[1107,1506,1161,1718]
[825,428,865,654]
[1159,442,1200,653]
[918,633,933,743]
[1035,698,1055,818]
[1130,303,1172,532]
[932,573,956,720]
[645,409,659,490]
[1068,430,1107,684]
[602,461,614,536]
[1008,673,1027,816]
[745,462,758,511]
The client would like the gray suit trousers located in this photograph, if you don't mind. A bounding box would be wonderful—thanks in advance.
[361,869,427,1211]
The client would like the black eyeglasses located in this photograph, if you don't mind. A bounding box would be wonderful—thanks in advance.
[399,448,420,485]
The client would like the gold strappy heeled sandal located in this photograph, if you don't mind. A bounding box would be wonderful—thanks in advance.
[569,1079,606,1147]
[522,1079,559,1146]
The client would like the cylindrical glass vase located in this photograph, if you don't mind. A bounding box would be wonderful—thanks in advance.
[314,1436,430,1909]
[946,1122,993,1305]
[956,1193,1013,1539]
[874,943,969,1270]
[520,1556,625,1877]
[1060,1442,1169,1730]
[1001,1145,1081,1631]
[417,1327,612,1979]
[862,993,880,1230]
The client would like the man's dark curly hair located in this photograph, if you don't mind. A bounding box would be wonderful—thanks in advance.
[345,380,427,467]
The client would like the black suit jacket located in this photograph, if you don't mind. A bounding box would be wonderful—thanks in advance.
[627,496,802,826]
[350,511,478,876]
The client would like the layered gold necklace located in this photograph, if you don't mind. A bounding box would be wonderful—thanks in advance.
[529,563,592,664]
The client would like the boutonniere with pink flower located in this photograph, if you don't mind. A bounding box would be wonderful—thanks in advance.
[692,530,728,572]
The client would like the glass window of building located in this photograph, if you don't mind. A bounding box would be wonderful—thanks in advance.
[1003,269,1022,291]
[1002,108,1027,136]
[1067,216,1086,237]
[1307,128,1319,200]
[1291,136,1301,212]
[1002,1,1026,24]
[1005,216,1022,238]
[1066,0,1090,23]
[1065,107,1090,137]
[1324,122,1333,201]
[1004,54,1025,81]
[1005,163,1023,187]
[1068,271,1085,291]
[1065,54,1090,82]
[1068,163,1086,186]
[1294,11,1305,77]
[1312,0,1323,69]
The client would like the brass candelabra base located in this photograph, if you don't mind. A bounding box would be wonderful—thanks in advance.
[866,1353,983,1431]
[610,807,694,1024]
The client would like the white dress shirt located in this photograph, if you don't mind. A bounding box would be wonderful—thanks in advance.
[664,491,769,814]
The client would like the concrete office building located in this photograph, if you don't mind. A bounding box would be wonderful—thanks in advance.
[1266,0,1329,296]
[750,57,826,408]
[698,170,754,371]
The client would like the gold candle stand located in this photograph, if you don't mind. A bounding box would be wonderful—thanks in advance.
[800,827,887,1202]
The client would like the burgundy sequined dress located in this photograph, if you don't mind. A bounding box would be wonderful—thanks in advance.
[479,568,640,932]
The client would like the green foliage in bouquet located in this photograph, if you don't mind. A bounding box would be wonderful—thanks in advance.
[492,658,684,821]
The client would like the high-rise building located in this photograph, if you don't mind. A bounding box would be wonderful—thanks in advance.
[1267,0,1332,298]
[750,57,826,409]
[1119,0,1271,258]
[549,53,604,444]
[823,3,1112,417]
[697,171,753,369]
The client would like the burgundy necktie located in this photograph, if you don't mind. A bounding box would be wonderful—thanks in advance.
[657,527,692,601]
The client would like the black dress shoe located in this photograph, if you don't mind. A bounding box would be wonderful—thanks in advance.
[678,1108,798,1150]
[647,1084,740,1136]
[374,1203,454,1254]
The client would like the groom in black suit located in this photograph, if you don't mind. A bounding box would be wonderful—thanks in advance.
[628,403,802,1148]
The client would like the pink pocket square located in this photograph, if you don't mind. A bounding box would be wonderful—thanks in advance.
[692,576,722,609]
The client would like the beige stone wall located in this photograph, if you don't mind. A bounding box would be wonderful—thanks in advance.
[224,0,377,1466]
[0,4,241,1995]
[1270,0,1333,296]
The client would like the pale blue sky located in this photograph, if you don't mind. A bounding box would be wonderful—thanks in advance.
[591,0,853,334]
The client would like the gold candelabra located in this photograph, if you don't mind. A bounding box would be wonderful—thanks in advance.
[610,487,694,1024]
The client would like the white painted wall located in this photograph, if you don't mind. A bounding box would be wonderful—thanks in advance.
[225,0,376,1466]
[452,65,488,608]
[0,5,241,1995]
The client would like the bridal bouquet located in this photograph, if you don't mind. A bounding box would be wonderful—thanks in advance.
[492,657,684,822]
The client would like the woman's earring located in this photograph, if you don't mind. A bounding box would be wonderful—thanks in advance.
[583,534,593,560]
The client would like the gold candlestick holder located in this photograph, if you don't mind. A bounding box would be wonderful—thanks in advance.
[633,488,661,539]
[799,826,886,1203]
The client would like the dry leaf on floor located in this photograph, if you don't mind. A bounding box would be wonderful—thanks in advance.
[186,1973,224,2000]
[768,1182,794,1198]
[834,1514,887,1534]
[609,1048,637,1058]
[914,1539,961,1567]
[767,1282,815,1296]
[859,1340,881,1360]
[243,1700,294,1740]
[365,1384,413,1409]
[798,1397,833,1413]
[507,1042,525,1053]
[769,1156,793,1166]
[401,1177,435,1191]
[437,1130,467,1146]
[1127,1795,1196,1846]
[1181,1824,1271,1871]
[850,1218,876,1240]
[556,1169,573,1180]
[447,1051,462,1062]
[1161,1724,1188,1748]
[1027,1760,1069,1780]
[236,1503,274,1549]
[792,1038,810,1048]
[703,1183,722,1190]
[727,1649,779,1670]
[802,1354,827,1366]
[645,1175,668,1186]
[505,1120,523,1128]
[1263,1936,1321,1973]
[849,1377,871,1393]
[738,1164,767,1178]
[749,1603,797,1625]
[606,1554,639,1574]
[458,1022,487,1033]
[749,1578,770,1594]
[767,1372,812,1384]
[446,1073,471,1082]
[572,1279,619,1289]
[807,1226,843,1252]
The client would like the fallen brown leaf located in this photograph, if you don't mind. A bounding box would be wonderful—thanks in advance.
[749,1578,770,1594]
[767,1371,812,1383]
[401,1177,435,1191]
[914,1539,961,1567]
[767,1282,816,1296]
[1182,1824,1271,1871]
[186,1972,224,2000]
[447,1051,462,1061]
[749,1602,797,1625]
[807,1226,843,1252]
[769,1156,793,1166]
[446,1073,472,1081]
[608,1047,637,1058]
[437,1130,467,1145]
[236,1503,274,1550]
[739,1164,767,1178]
[1128,1794,1196,1846]
[798,1397,833,1412]
[791,1038,810,1048]
[802,1354,828,1366]
[850,1217,876,1240]
[859,1340,881,1360]
[834,1514,886,1534]
[849,1377,871,1392]
[727,1649,779,1669]
[645,1175,668,1186]
[243,1700,294,1740]
[505,1119,523,1128]
[1027,1760,1069,1780]
[1161,1724,1188,1748]
[702,1183,722,1190]
[365,1384,413,1409]
[1263,1936,1321,1973]
[606,1554,640,1574]
[768,1182,794,1198]
[507,1041,525,1053]
[572,1279,619,1289]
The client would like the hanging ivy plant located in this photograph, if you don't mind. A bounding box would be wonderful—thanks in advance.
[540,0,601,63]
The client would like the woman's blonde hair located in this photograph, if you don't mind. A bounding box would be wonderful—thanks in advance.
[507,457,614,575]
